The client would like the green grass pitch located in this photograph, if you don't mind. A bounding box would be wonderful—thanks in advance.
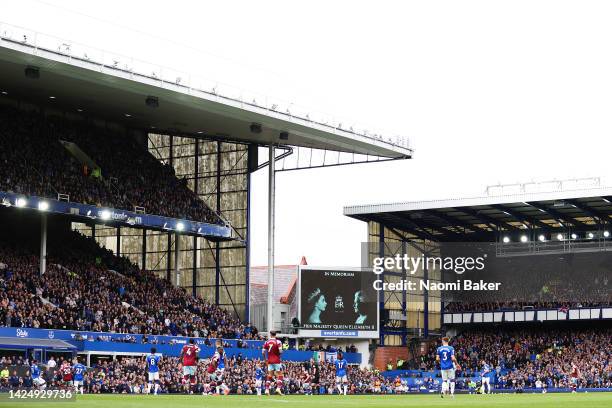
[7,392,612,408]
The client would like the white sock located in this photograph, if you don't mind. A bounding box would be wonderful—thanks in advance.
[343,384,347,395]
[441,381,448,394]
[337,384,342,394]
[450,381,455,395]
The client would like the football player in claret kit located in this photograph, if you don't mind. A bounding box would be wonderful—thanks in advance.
[262,330,284,395]
[203,345,229,396]
[302,367,313,395]
[334,351,349,395]
[436,337,461,398]
[203,351,218,395]
[60,360,73,388]
[180,338,200,392]
[569,362,581,393]
[72,357,86,395]
[146,347,161,395]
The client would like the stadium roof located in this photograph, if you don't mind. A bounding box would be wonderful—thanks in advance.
[344,186,612,242]
[0,34,411,159]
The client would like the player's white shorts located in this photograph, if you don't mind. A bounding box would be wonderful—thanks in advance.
[441,369,455,381]
[33,377,46,386]
[255,379,262,388]
[267,363,282,371]
[482,376,490,384]
[73,380,83,387]
[148,372,159,381]
[183,365,196,376]
[335,375,348,383]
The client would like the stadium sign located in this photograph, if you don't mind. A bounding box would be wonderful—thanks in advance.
[298,267,380,338]
[0,191,231,239]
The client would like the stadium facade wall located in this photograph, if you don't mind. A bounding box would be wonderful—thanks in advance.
[367,222,442,346]
[0,327,361,363]
[73,133,251,320]
[77,343,360,363]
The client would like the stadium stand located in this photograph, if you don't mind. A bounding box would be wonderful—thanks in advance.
[0,104,221,224]
[442,253,610,313]
[405,327,612,390]
[0,226,257,339]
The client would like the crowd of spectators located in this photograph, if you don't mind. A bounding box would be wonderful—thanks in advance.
[0,325,609,394]
[0,229,259,340]
[418,328,611,390]
[0,353,390,395]
[444,301,608,313]
[0,104,221,224]
[443,254,610,313]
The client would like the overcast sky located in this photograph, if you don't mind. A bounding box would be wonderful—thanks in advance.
[4,0,612,266]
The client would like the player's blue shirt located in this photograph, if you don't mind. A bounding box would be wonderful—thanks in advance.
[215,352,226,369]
[335,358,348,377]
[437,345,455,370]
[255,367,264,380]
[146,354,160,373]
[482,363,491,375]
[73,363,86,381]
[31,364,40,379]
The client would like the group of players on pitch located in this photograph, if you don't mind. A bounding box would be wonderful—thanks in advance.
[145,330,351,396]
[28,357,87,394]
[25,334,583,396]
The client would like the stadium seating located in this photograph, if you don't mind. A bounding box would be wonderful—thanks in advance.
[415,328,611,390]
[0,104,221,224]
[0,229,257,340]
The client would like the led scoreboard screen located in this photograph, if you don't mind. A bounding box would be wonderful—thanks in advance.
[298,267,379,338]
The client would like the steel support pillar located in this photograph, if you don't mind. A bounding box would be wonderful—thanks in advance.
[267,144,276,333]
[215,141,221,305]
[192,236,197,296]
[166,232,171,282]
[141,228,147,270]
[423,255,429,338]
[378,223,385,345]
[401,239,407,346]
[174,233,181,286]
[116,227,121,257]
[39,214,47,276]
